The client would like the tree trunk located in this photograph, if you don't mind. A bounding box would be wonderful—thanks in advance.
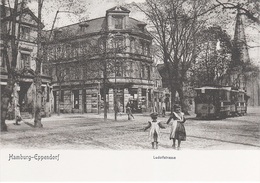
[34,75,43,127]
[103,80,108,121]
[178,87,189,115]
[165,58,176,114]
[34,0,43,128]
[57,83,61,116]
[1,76,14,131]
[1,0,19,131]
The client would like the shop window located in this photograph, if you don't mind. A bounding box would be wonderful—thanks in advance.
[73,90,79,109]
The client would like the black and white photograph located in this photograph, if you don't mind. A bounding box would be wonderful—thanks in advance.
[0,0,260,182]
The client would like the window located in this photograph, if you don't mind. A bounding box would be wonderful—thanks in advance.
[114,16,123,29]
[147,65,150,79]
[53,30,62,39]
[147,43,150,56]
[114,38,124,52]
[20,26,30,40]
[115,62,122,76]
[73,90,79,109]
[141,42,145,55]
[130,38,135,53]
[66,44,71,58]
[79,23,89,32]
[20,53,30,69]
[141,64,145,78]
[0,51,6,68]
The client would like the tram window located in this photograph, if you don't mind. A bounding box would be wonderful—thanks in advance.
[195,93,210,103]
[219,90,228,101]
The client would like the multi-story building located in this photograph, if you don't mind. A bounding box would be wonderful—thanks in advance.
[0,4,52,118]
[43,6,169,114]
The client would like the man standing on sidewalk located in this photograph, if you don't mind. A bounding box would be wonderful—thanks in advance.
[126,101,134,120]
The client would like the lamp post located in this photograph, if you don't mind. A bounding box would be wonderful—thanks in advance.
[112,32,123,121]
[97,81,100,114]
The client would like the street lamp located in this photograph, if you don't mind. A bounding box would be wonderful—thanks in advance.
[97,81,101,114]
[111,32,123,121]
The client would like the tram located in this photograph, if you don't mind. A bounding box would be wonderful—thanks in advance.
[194,86,248,119]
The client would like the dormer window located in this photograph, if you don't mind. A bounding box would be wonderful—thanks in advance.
[20,26,30,40]
[137,23,147,32]
[79,23,89,32]
[114,16,123,29]
[53,29,62,39]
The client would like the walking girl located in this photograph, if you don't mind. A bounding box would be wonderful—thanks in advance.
[144,112,165,149]
[166,104,186,150]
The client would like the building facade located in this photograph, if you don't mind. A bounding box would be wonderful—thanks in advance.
[0,4,52,119]
[43,6,169,114]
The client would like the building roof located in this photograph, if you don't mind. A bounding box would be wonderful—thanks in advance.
[0,4,44,27]
[106,6,130,13]
[44,12,151,42]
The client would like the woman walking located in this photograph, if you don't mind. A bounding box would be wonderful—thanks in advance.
[166,104,186,150]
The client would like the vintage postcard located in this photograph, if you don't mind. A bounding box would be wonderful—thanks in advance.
[1,0,260,182]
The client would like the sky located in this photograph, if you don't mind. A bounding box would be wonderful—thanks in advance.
[25,0,259,66]
[27,0,146,30]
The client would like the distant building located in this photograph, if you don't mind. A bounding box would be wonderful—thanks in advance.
[43,6,169,114]
[0,4,52,119]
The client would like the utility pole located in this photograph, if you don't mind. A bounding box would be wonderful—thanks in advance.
[112,32,123,121]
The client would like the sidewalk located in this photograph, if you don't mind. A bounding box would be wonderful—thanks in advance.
[5,110,197,125]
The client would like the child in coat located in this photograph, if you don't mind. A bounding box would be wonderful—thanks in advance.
[144,112,166,149]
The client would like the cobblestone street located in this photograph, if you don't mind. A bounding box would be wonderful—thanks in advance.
[1,107,260,150]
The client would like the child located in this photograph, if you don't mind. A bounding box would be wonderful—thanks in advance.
[166,104,186,150]
[144,112,165,149]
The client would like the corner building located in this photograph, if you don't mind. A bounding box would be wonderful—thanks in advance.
[44,6,169,114]
[0,5,52,119]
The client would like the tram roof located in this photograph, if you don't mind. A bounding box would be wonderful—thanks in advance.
[194,86,232,91]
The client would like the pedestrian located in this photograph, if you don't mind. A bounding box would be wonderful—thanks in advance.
[143,112,166,149]
[126,101,134,120]
[162,106,166,117]
[166,104,186,150]
[15,104,23,125]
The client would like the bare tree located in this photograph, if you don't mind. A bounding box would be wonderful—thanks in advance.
[215,0,260,25]
[190,26,232,87]
[33,0,44,128]
[134,0,209,113]
[1,0,26,131]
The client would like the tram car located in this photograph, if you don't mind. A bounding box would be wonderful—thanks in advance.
[194,86,248,119]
